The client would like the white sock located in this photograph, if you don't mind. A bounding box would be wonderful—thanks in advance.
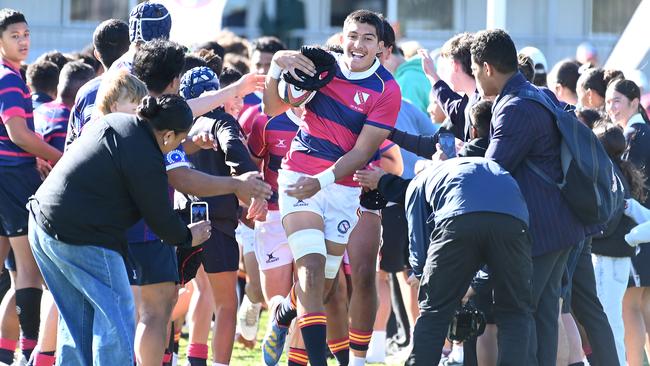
[366,330,387,362]
[350,354,366,366]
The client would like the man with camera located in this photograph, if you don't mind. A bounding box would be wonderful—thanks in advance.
[403,157,533,366]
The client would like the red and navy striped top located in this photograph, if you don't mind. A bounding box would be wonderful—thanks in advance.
[34,100,69,153]
[241,91,262,120]
[0,61,36,166]
[238,102,264,137]
[248,109,301,210]
[282,55,401,186]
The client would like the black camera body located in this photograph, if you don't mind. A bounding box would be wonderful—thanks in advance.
[447,303,487,342]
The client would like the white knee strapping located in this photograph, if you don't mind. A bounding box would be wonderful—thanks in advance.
[287,229,326,260]
[325,254,343,279]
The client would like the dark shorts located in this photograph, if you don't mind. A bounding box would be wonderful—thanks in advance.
[561,239,585,313]
[0,165,40,237]
[379,204,409,273]
[4,249,15,272]
[630,243,650,287]
[202,228,239,274]
[125,240,179,286]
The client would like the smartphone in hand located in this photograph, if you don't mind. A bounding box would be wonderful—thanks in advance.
[190,202,209,223]
[438,132,457,158]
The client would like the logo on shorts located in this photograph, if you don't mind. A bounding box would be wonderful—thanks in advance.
[293,199,308,207]
[275,139,287,148]
[266,252,279,264]
[337,220,351,234]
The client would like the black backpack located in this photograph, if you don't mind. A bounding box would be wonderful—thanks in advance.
[515,88,625,225]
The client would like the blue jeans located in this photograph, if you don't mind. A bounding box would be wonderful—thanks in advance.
[29,215,135,365]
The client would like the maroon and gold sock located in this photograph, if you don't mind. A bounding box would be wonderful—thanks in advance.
[187,343,208,366]
[0,338,15,364]
[349,328,372,352]
[287,347,309,366]
[328,336,350,366]
[297,313,327,366]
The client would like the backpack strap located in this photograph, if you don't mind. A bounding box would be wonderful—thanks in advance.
[524,159,559,188]
[512,88,565,189]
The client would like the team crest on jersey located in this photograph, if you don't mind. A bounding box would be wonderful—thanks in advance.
[275,139,287,148]
[353,91,370,106]
[337,220,351,234]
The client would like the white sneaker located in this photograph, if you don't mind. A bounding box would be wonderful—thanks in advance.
[446,343,463,365]
[366,330,387,363]
[237,295,262,341]
[10,355,27,366]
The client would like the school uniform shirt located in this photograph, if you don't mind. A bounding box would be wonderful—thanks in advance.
[34,100,69,152]
[0,61,35,166]
[282,55,402,185]
[248,109,301,210]
[623,113,650,207]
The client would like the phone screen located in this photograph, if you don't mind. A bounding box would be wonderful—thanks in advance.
[191,202,208,223]
[439,133,457,158]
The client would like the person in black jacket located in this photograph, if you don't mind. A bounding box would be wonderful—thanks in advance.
[592,122,647,366]
[28,95,211,365]
[606,78,650,366]
[178,66,261,366]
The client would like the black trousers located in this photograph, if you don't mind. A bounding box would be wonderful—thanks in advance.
[527,245,571,366]
[569,239,618,366]
[406,213,533,366]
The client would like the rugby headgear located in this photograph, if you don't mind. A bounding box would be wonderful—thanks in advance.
[129,2,172,43]
[283,45,336,91]
[179,66,220,100]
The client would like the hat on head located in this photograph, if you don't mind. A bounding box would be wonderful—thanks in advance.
[519,46,547,74]
[129,2,172,43]
[180,66,220,100]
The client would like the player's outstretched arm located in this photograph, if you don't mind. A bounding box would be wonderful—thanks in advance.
[169,166,271,200]
[186,72,265,118]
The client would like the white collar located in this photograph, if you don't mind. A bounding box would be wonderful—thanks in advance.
[336,53,380,80]
[286,109,302,126]
[628,113,646,127]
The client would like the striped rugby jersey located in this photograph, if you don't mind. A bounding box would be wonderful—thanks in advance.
[66,76,102,149]
[238,102,264,137]
[248,109,301,210]
[34,100,70,152]
[0,61,35,166]
[282,55,401,186]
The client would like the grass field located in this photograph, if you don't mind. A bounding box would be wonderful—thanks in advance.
[176,310,649,366]
[176,310,406,365]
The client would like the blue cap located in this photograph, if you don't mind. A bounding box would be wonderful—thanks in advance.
[129,2,172,43]
[180,66,220,100]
